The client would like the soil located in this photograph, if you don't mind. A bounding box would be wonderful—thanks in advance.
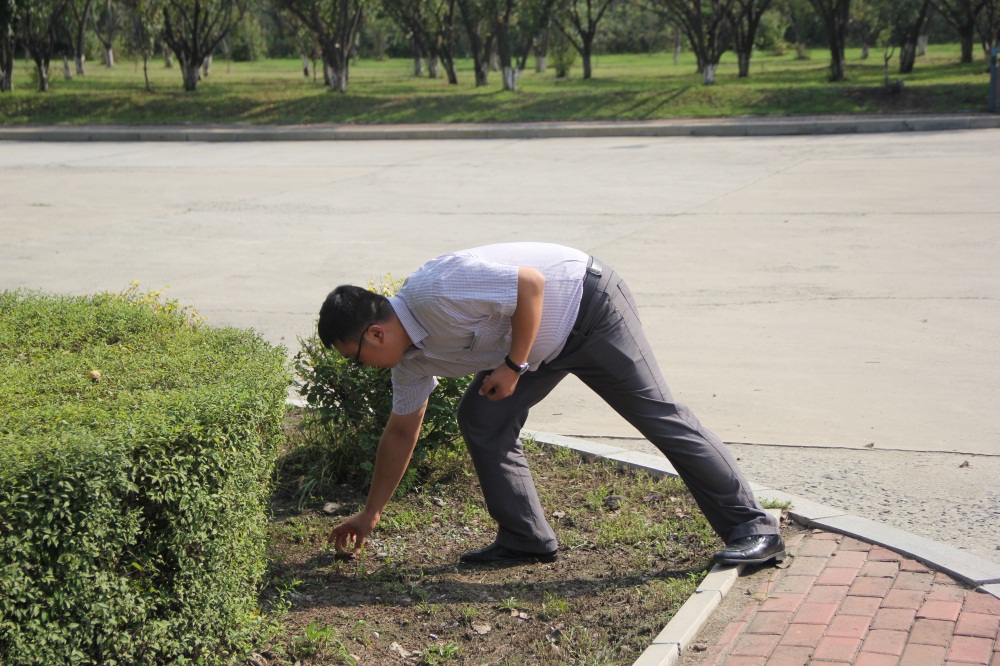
[257,438,724,666]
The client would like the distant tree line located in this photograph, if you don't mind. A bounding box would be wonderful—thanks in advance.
[1,0,998,93]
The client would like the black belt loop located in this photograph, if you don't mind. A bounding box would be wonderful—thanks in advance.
[571,256,603,338]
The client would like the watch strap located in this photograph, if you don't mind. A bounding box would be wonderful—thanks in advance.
[503,354,529,375]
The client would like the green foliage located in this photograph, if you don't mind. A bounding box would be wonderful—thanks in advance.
[229,11,269,61]
[292,276,471,498]
[0,288,291,665]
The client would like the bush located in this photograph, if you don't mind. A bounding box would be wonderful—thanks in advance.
[0,287,291,665]
[291,277,471,503]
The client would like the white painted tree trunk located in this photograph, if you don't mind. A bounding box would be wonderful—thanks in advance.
[202,55,212,78]
[535,55,547,73]
[917,35,928,56]
[104,48,114,67]
[63,57,72,79]
[502,66,519,91]
[702,63,717,85]
[165,52,174,68]
[428,56,440,79]
[75,54,85,75]
[413,54,423,77]
[301,54,310,77]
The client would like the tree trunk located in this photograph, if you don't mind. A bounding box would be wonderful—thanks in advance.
[182,61,199,90]
[143,55,151,92]
[960,31,974,63]
[581,38,593,79]
[35,57,50,92]
[413,53,423,77]
[63,56,72,79]
[328,62,348,92]
[703,62,717,84]
[918,34,928,56]
[165,52,174,68]
[202,55,212,77]
[501,65,519,91]
[75,54,85,75]
[1,39,14,91]
[104,47,114,67]
[536,55,546,72]
[301,54,310,77]
[900,43,917,73]
[673,26,681,65]
[428,55,440,79]
[861,43,870,60]
[737,51,750,77]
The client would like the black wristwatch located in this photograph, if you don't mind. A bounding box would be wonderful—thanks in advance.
[503,354,530,375]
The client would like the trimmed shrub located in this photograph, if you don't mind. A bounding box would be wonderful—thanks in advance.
[0,288,292,665]
[290,277,471,502]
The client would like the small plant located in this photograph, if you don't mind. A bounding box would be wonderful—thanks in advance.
[537,594,569,621]
[456,604,479,626]
[761,498,793,510]
[288,620,334,659]
[421,641,461,665]
[496,597,520,612]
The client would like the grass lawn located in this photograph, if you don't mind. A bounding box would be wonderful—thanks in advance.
[0,44,994,125]
[261,421,729,665]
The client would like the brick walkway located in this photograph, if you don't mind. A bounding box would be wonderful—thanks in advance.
[695,530,1000,665]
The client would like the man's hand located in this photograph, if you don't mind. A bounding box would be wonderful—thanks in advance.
[479,365,520,401]
[328,509,379,556]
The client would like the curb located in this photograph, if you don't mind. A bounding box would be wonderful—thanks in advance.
[524,429,1000,666]
[2,114,1000,142]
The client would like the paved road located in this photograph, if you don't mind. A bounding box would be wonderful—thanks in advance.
[4,130,998,458]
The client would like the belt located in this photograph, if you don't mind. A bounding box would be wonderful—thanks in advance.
[570,256,604,338]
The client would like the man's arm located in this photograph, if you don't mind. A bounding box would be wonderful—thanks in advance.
[328,402,427,554]
[479,266,545,401]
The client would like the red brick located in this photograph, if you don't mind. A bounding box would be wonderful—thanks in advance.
[779,623,826,648]
[731,633,781,657]
[817,567,860,586]
[882,588,926,609]
[919,599,963,622]
[760,593,806,613]
[773,575,817,594]
[811,530,839,539]
[717,619,747,648]
[900,643,947,664]
[784,533,807,550]
[992,649,1000,666]
[746,611,794,635]
[850,576,894,598]
[956,612,1000,639]
[813,636,862,662]
[860,561,900,578]
[935,571,960,585]
[900,559,931,573]
[789,556,830,576]
[894,571,934,592]
[826,614,872,639]
[806,585,850,605]
[855,652,900,666]
[718,656,766,666]
[862,630,908,656]
[928,584,969,602]
[799,539,839,557]
[947,635,994,664]
[792,602,839,625]
[839,537,872,551]
[841,595,882,616]
[965,591,1000,616]
[910,618,958,646]
[764,645,813,666]
[872,607,917,631]
[869,546,902,561]
[829,550,868,568]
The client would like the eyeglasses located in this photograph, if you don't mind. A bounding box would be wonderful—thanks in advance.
[352,322,374,367]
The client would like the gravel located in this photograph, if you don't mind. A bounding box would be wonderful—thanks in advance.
[595,438,1000,566]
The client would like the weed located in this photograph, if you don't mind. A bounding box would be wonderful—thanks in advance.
[420,641,461,665]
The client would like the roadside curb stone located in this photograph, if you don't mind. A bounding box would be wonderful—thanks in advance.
[2,113,1000,142]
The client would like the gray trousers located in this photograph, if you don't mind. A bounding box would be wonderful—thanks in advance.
[457,265,778,553]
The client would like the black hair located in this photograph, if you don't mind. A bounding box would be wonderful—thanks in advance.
[317,285,393,349]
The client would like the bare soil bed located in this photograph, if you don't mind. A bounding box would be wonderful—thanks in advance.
[257,438,722,665]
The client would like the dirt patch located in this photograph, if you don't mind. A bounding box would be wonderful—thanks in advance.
[258,439,724,665]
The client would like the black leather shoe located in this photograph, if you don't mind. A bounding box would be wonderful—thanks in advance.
[460,542,558,565]
[713,534,786,565]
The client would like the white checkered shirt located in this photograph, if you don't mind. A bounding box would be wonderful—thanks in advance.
[388,243,588,415]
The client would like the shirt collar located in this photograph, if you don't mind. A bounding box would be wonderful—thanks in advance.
[388,294,427,349]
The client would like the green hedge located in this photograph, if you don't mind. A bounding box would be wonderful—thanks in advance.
[0,289,292,665]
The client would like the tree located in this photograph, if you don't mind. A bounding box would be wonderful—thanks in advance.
[808,0,850,80]
[94,0,123,66]
[161,0,248,90]
[277,0,366,93]
[1,0,14,91]
[649,0,737,84]
[975,0,998,54]
[555,0,617,80]
[65,0,95,74]
[728,0,772,77]
[492,0,558,90]
[16,0,72,91]
[382,0,461,84]
[878,0,932,73]
[455,0,494,86]
[122,0,164,90]
[931,0,986,62]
